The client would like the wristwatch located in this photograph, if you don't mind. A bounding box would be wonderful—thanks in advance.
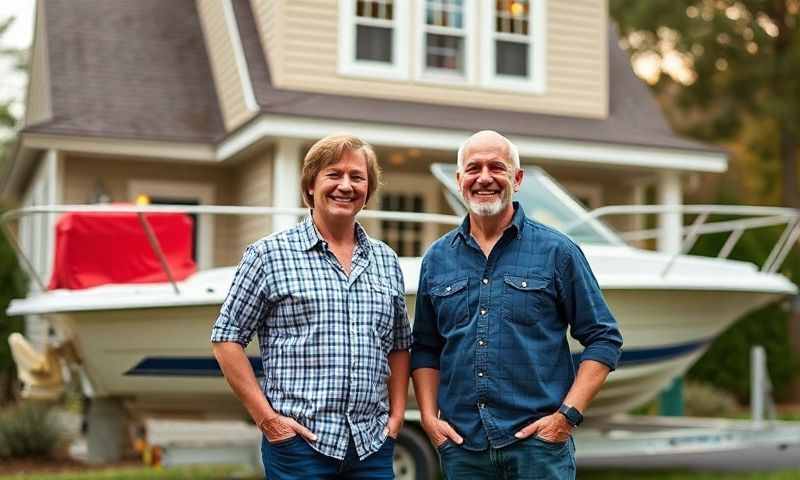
[558,404,583,427]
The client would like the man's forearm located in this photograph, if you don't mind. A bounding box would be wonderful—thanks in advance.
[562,359,611,412]
[387,350,410,418]
[212,342,273,424]
[411,367,440,421]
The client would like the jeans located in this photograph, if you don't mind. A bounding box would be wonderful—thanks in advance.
[261,435,395,480]
[439,436,576,480]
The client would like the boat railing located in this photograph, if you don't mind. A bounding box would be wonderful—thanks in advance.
[0,204,462,294]
[565,204,800,276]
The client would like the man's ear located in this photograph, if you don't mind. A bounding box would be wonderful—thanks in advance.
[513,168,524,192]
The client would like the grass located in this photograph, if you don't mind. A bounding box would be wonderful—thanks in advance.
[1,466,800,480]
[579,471,800,480]
[0,465,247,480]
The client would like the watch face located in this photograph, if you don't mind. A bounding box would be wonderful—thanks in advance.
[560,405,582,426]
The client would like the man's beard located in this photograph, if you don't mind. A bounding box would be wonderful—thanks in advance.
[462,184,513,217]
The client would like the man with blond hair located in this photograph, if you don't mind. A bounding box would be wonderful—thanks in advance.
[212,134,411,479]
[411,130,623,479]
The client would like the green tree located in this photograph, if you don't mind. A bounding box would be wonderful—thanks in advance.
[611,1,800,402]
[611,0,800,207]
[0,16,28,404]
[0,16,25,136]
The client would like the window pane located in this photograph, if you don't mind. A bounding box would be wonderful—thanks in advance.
[426,33,464,72]
[495,0,529,34]
[356,25,392,63]
[496,40,528,77]
[426,0,463,28]
[357,0,394,20]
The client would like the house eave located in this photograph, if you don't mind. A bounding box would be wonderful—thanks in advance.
[219,113,728,173]
[2,113,726,200]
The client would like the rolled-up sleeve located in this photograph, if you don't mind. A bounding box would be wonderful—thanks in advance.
[410,257,444,371]
[211,245,270,347]
[557,242,623,370]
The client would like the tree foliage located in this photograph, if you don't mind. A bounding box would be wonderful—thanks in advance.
[611,0,800,206]
[0,16,27,403]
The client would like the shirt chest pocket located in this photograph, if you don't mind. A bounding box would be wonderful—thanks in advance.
[503,275,555,326]
[430,278,469,332]
[368,278,395,339]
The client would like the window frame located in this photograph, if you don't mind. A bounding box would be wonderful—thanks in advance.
[338,0,411,80]
[127,180,216,270]
[480,0,547,94]
[414,0,476,85]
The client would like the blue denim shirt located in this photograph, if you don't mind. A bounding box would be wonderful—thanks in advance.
[411,203,622,451]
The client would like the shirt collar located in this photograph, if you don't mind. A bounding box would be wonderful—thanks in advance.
[450,201,526,246]
[299,214,372,255]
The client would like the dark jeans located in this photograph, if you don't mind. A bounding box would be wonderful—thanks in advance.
[261,435,395,480]
[439,436,576,480]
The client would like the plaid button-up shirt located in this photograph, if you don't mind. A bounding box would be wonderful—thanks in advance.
[211,215,412,460]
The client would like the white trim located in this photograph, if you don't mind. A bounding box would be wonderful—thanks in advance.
[218,114,728,173]
[19,152,59,289]
[480,0,547,93]
[414,0,476,85]
[272,139,303,232]
[21,133,216,161]
[19,117,727,173]
[221,0,258,113]
[127,180,216,270]
[338,0,410,80]
[44,150,60,285]
[656,171,683,254]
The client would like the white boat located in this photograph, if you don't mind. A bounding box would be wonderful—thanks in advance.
[4,166,798,474]
[5,166,796,420]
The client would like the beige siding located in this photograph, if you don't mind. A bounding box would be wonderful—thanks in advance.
[24,0,52,127]
[260,0,608,118]
[196,0,256,131]
[232,147,274,255]
[250,0,284,80]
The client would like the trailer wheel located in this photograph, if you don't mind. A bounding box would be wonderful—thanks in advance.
[394,426,438,480]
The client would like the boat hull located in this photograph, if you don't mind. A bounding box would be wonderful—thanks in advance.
[48,287,779,419]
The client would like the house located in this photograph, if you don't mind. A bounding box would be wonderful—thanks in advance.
[2,0,724,345]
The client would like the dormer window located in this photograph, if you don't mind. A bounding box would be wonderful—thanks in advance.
[482,0,546,92]
[417,0,474,82]
[339,0,410,80]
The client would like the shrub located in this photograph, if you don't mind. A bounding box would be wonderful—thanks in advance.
[683,381,741,417]
[687,301,797,403]
[0,402,64,459]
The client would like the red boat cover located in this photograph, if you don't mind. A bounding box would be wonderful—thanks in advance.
[48,211,196,290]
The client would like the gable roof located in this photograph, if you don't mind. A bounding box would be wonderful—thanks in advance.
[24,0,225,143]
[20,0,719,155]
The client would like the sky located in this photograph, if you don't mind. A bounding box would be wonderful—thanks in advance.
[0,0,35,122]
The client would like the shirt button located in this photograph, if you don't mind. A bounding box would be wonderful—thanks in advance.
[482,278,489,284]
[521,281,528,288]
[478,340,486,346]
[478,371,484,377]
[446,286,452,292]
[480,308,487,315]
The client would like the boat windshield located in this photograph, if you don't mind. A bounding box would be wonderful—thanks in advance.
[431,164,623,246]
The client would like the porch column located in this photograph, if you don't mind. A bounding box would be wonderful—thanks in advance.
[656,170,685,415]
[272,139,304,232]
[656,171,682,254]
